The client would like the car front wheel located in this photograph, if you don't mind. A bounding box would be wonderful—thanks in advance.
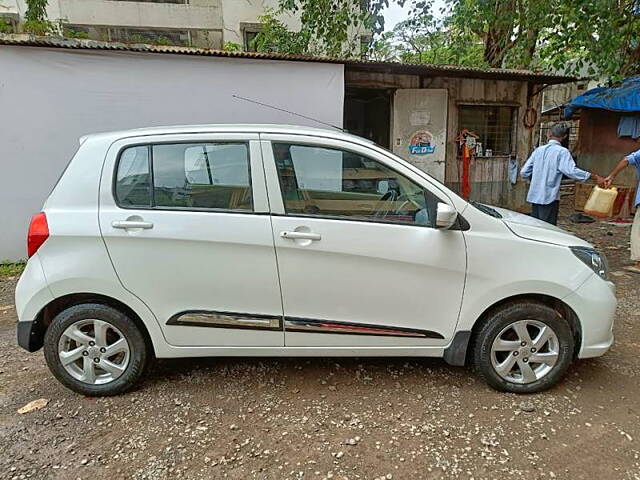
[473,301,574,394]
[44,303,149,396]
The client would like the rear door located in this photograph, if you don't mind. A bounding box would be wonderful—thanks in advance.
[262,134,467,348]
[99,133,284,347]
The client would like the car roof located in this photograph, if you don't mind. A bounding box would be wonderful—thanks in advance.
[80,124,374,146]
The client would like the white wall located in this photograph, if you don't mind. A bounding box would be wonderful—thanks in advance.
[0,46,344,260]
[58,0,222,30]
[0,0,20,18]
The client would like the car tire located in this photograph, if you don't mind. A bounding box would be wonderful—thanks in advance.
[44,303,149,396]
[472,301,574,394]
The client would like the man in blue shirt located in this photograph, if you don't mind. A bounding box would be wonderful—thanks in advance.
[604,148,640,273]
[521,123,604,225]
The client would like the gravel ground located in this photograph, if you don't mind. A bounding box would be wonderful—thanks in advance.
[1,200,639,480]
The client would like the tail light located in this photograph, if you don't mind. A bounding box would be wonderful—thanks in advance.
[27,212,49,258]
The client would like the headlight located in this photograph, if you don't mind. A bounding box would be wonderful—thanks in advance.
[570,246,609,280]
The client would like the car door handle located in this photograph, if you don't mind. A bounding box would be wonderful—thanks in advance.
[112,220,154,230]
[280,231,321,241]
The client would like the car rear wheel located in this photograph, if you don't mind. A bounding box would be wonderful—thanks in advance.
[44,303,148,396]
[472,301,574,393]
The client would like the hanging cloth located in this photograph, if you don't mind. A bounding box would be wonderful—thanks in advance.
[508,157,518,185]
[461,144,471,199]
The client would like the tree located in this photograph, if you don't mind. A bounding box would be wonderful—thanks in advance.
[391,11,485,66]
[540,0,640,81]
[253,8,313,55]
[446,0,640,80]
[446,0,553,69]
[23,0,54,35]
[367,31,397,61]
[254,0,638,82]
[255,1,374,57]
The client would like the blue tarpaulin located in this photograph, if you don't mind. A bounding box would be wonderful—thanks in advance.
[564,76,640,119]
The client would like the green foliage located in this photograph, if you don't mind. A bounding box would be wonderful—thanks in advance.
[25,0,48,23]
[254,0,497,63]
[446,0,640,80]
[540,0,640,82]
[24,0,54,35]
[227,0,640,80]
[389,8,486,66]
[0,17,15,34]
[367,31,396,61]
[0,262,25,280]
[447,0,551,69]
[128,33,145,44]
[253,9,312,55]
[254,1,382,58]
[23,19,54,35]
[61,24,89,39]
[156,36,174,46]
[223,41,243,52]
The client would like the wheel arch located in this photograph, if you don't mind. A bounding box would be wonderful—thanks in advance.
[445,293,582,366]
[33,293,156,356]
[471,294,581,357]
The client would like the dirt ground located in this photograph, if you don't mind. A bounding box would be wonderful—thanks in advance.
[1,200,640,480]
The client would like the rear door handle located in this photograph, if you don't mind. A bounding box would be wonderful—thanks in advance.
[280,231,321,241]
[112,220,154,230]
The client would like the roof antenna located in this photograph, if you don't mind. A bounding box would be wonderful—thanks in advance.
[232,94,345,132]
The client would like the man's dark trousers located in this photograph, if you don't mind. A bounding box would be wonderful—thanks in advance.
[531,201,560,225]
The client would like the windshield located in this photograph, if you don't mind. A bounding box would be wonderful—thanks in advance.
[470,200,503,218]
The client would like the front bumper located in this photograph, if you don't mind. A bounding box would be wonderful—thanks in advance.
[563,274,617,358]
[17,318,45,352]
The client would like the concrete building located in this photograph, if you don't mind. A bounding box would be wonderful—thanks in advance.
[0,0,298,49]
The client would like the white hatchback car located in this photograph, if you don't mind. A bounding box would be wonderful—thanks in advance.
[16,125,616,396]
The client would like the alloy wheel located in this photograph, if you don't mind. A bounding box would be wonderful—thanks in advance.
[58,319,130,385]
[490,319,559,384]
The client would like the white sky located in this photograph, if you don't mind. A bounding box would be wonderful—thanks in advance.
[382,0,447,32]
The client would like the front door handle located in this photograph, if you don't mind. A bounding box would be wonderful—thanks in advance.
[280,231,321,241]
[112,220,154,230]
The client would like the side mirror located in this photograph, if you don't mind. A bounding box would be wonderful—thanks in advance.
[436,202,458,229]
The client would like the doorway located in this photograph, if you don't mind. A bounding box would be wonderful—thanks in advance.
[343,87,392,149]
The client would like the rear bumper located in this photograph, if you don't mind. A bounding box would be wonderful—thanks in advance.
[563,274,616,359]
[17,318,45,352]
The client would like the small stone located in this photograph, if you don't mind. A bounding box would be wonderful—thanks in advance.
[519,402,535,413]
[335,451,344,459]
[17,398,49,414]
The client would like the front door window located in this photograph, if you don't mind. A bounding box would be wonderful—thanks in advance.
[272,143,439,227]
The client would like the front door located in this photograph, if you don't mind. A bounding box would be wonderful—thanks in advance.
[261,135,466,348]
[99,133,284,347]
[392,89,448,182]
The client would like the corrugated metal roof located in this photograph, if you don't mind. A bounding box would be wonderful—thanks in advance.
[0,33,575,84]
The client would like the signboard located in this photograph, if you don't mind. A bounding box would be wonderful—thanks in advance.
[408,130,435,155]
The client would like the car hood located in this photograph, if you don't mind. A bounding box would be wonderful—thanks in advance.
[491,206,592,248]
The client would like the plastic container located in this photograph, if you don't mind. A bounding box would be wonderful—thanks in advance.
[583,186,618,218]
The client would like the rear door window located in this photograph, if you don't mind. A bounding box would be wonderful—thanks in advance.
[114,142,252,211]
[153,143,252,211]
